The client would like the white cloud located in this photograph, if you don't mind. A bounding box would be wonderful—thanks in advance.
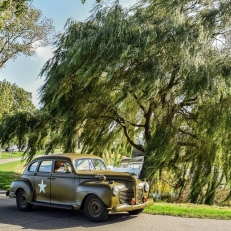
[36,46,53,61]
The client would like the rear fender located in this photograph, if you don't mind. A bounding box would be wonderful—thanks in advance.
[10,178,33,202]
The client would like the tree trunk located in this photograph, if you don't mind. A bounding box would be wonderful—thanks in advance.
[139,155,148,180]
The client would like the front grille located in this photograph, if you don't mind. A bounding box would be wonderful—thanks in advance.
[119,189,134,204]
[137,188,144,203]
[119,187,144,204]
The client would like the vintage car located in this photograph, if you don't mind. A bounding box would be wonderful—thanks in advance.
[7,153,153,222]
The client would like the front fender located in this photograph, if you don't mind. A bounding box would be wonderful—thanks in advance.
[77,181,113,206]
[9,178,33,202]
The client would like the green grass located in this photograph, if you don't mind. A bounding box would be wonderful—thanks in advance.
[144,202,231,220]
[0,151,23,159]
[0,161,24,190]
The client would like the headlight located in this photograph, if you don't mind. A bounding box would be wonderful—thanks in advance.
[112,186,119,196]
[144,182,150,192]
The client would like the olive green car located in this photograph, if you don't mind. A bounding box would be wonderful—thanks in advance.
[7,153,153,222]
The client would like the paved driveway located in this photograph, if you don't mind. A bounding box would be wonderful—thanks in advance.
[1,188,231,231]
[0,157,22,164]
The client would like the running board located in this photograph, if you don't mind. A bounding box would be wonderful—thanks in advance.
[30,201,73,210]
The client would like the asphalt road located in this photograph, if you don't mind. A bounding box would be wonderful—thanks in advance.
[1,188,231,231]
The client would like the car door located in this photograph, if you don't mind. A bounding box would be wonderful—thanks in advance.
[51,160,75,205]
[34,160,52,203]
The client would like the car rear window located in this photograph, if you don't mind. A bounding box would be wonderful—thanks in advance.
[28,162,38,172]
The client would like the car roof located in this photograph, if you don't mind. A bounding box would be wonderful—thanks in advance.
[33,153,102,162]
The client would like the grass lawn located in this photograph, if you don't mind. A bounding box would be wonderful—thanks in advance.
[0,161,25,190]
[144,202,231,220]
[0,151,23,159]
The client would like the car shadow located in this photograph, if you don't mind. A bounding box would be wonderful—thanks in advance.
[0,200,138,230]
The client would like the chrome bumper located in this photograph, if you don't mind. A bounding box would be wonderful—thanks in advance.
[7,191,16,198]
[111,198,153,212]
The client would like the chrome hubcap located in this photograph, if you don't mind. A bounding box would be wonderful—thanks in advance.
[88,199,101,217]
[20,193,27,207]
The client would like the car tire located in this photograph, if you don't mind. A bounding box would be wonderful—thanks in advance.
[16,189,33,211]
[128,208,144,215]
[84,194,108,222]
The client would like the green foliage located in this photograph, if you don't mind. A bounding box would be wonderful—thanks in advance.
[0,110,61,162]
[0,80,35,120]
[0,1,54,69]
[0,80,36,159]
[0,0,30,29]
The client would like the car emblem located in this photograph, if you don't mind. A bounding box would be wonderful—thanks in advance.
[38,179,47,193]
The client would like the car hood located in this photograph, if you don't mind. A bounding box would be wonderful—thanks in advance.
[76,169,137,182]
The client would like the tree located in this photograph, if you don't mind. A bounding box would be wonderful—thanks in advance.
[0,80,36,151]
[0,0,30,29]
[0,80,35,119]
[2,0,231,205]
[0,0,101,29]
[0,2,54,69]
[0,0,53,154]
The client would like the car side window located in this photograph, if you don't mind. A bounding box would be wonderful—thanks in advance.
[28,162,38,172]
[38,160,52,173]
[54,160,73,173]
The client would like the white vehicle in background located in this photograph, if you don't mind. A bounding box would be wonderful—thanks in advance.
[110,156,144,177]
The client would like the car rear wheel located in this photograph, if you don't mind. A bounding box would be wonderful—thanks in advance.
[128,208,144,215]
[16,189,33,211]
[84,195,108,222]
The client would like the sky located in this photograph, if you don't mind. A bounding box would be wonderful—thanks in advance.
[0,0,137,107]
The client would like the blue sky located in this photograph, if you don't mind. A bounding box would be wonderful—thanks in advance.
[0,0,136,107]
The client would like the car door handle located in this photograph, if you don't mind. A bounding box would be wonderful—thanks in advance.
[47,177,56,180]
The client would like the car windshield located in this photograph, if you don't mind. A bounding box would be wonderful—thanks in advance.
[74,158,106,171]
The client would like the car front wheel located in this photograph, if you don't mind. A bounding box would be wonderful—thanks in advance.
[16,189,33,211]
[84,195,108,222]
